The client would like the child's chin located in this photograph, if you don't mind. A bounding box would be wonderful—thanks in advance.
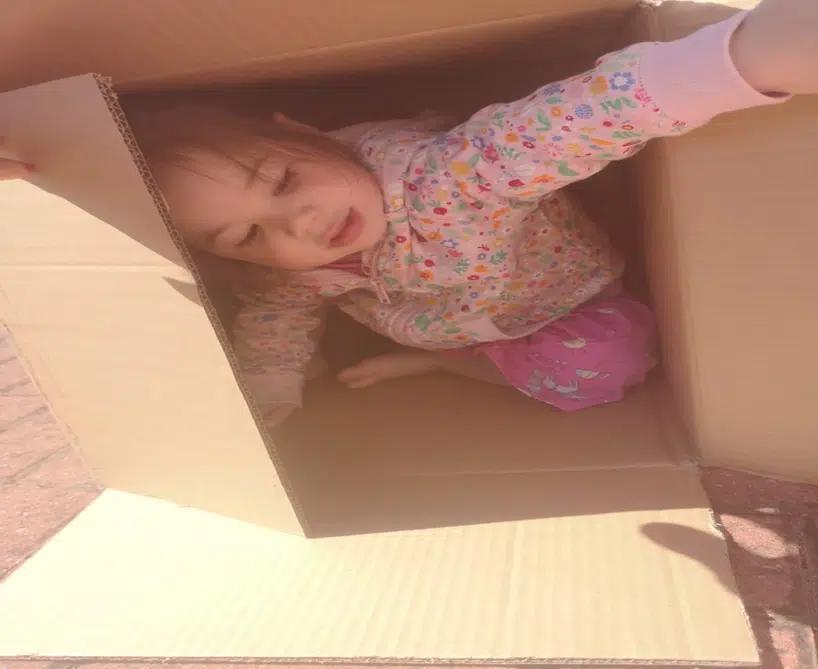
[362,221,387,246]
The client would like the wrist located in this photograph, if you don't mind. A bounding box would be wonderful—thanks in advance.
[637,11,791,126]
[415,350,445,372]
[403,350,445,373]
[729,13,781,95]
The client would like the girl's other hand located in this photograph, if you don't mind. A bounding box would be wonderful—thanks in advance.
[0,158,34,181]
[0,138,34,181]
[338,350,440,389]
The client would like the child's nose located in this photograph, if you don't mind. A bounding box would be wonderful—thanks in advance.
[286,203,319,240]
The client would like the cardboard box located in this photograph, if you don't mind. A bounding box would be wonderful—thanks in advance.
[0,0,815,665]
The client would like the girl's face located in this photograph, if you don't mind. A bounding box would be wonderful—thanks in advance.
[154,147,387,270]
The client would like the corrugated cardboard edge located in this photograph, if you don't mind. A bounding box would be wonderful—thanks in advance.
[2,655,759,667]
[84,73,313,534]
[708,508,760,669]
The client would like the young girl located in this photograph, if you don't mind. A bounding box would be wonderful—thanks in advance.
[9,0,815,426]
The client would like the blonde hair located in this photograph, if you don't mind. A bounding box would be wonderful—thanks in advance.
[120,95,364,178]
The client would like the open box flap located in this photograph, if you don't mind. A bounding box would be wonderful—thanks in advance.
[0,0,636,92]
[644,95,818,483]
[0,75,306,533]
[0,485,757,665]
[635,3,818,484]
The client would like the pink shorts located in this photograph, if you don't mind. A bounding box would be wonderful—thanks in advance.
[471,292,657,411]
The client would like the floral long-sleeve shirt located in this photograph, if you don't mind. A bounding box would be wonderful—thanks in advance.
[231,12,786,408]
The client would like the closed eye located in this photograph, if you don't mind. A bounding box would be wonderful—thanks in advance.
[238,223,261,247]
[274,167,296,196]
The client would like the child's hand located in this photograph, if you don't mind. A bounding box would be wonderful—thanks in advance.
[0,158,32,180]
[338,350,440,389]
[0,138,35,180]
[731,0,818,95]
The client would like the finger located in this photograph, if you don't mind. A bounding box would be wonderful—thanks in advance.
[338,370,371,387]
[345,376,377,389]
[338,358,383,379]
[0,158,34,180]
[337,365,365,383]
[338,364,381,388]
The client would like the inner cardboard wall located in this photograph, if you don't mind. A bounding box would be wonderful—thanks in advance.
[122,8,693,536]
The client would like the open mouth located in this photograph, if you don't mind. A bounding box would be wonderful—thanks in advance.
[328,209,363,248]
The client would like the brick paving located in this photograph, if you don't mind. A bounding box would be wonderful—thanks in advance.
[1,324,817,669]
